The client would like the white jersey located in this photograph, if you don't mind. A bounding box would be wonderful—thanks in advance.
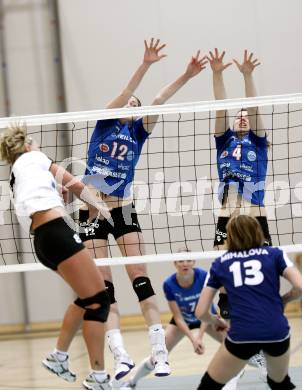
[10,151,64,233]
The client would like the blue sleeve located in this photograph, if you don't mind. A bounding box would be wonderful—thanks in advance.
[275,248,294,275]
[215,128,233,150]
[163,280,175,301]
[249,130,268,147]
[206,259,222,290]
[133,118,150,143]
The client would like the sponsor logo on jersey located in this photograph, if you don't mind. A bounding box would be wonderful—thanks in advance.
[220,150,228,159]
[220,162,231,169]
[73,233,82,244]
[240,163,253,172]
[96,155,109,165]
[127,150,135,161]
[99,143,109,153]
[247,151,257,162]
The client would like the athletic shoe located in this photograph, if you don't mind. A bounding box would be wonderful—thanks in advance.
[151,345,171,377]
[114,352,135,380]
[42,353,76,382]
[82,373,112,390]
[248,352,267,382]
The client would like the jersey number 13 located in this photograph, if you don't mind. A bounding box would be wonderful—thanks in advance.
[229,260,264,287]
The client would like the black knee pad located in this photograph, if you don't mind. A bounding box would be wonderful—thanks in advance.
[132,276,155,302]
[217,293,230,320]
[197,372,224,390]
[75,290,110,323]
[267,375,296,390]
[105,280,117,304]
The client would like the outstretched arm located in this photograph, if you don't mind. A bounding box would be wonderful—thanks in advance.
[233,50,265,137]
[207,48,232,136]
[50,163,110,221]
[106,38,166,109]
[143,51,207,133]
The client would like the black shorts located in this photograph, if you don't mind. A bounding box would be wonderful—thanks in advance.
[225,337,290,360]
[214,215,272,247]
[34,217,85,271]
[79,203,142,242]
[169,317,201,329]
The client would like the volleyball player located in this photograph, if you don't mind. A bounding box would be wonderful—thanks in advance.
[208,49,271,347]
[196,215,302,390]
[44,39,208,381]
[0,125,112,390]
[120,249,241,390]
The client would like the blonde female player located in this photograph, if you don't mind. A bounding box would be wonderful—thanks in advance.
[121,249,241,390]
[0,125,112,390]
[44,39,208,382]
[196,215,302,390]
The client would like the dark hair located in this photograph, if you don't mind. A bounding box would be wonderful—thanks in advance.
[226,215,264,251]
[131,95,142,107]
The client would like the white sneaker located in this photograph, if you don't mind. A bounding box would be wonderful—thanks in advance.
[42,353,76,382]
[82,373,112,390]
[151,345,171,377]
[114,352,135,380]
[248,352,267,382]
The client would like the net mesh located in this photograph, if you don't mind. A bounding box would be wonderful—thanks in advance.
[1,94,302,270]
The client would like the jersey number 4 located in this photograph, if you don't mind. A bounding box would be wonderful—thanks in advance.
[232,145,242,161]
[229,260,264,287]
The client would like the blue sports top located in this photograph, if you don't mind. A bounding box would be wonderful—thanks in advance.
[163,268,216,325]
[83,118,149,198]
[215,129,268,207]
[206,247,293,343]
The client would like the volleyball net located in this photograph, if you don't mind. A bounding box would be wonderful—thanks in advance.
[1,93,302,273]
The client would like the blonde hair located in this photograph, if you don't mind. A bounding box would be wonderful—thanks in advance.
[226,215,264,252]
[0,125,29,164]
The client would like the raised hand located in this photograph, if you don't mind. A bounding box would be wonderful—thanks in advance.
[207,48,232,73]
[233,50,261,75]
[184,50,207,78]
[143,38,167,65]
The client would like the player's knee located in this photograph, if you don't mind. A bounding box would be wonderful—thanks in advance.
[267,374,296,390]
[132,276,155,302]
[105,280,117,304]
[74,290,110,322]
[197,372,224,390]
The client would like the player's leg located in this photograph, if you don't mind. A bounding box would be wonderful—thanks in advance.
[80,208,134,380]
[197,342,247,390]
[121,323,185,389]
[117,231,170,377]
[57,248,111,389]
[263,339,296,390]
[114,204,170,377]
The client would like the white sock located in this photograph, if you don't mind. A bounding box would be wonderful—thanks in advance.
[53,348,68,362]
[148,324,165,346]
[130,357,154,385]
[91,370,107,382]
[106,329,127,356]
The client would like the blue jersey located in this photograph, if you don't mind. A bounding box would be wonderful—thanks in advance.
[163,268,216,325]
[83,118,149,198]
[215,129,268,206]
[206,247,293,343]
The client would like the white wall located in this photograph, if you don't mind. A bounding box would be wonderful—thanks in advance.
[0,0,302,326]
